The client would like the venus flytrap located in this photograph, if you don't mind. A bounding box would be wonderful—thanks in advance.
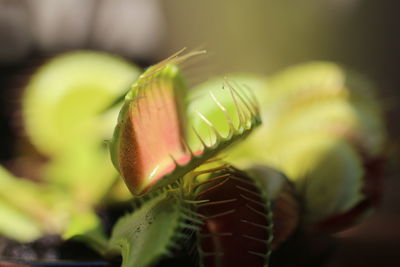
[108,52,373,267]
[107,50,285,267]
[0,49,386,266]
[109,49,261,197]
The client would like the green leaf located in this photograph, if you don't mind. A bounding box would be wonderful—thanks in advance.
[255,97,381,157]
[22,51,140,206]
[0,166,69,242]
[43,143,119,206]
[63,210,103,240]
[260,134,364,225]
[13,51,141,242]
[0,201,43,242]
[23,51,140,156]
[108,191,194,267]
[259,61,386,157]
[261,61,346,110]
[300,137,364,225]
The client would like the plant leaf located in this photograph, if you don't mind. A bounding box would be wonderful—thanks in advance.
[261,61,385,157]
[110,51,192,196]
[22,51,141,207]
[23,51,140,156]
[0,166,68,242]
[264,134,364,225]
[108,191,195,267]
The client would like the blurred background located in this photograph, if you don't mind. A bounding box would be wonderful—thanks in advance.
[0,0,399,266]
[1,0,400,148]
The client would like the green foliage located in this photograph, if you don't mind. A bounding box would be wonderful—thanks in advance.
[0,51,140,242]
[23,51,139,156]
[0,49,386,267]
[22,51,140,207]
[92,57,385,266]
[269,134,364,224]
[108,190,196,267]
[0,166,68,241]
[262,61,385,158]
[189,63,385,225]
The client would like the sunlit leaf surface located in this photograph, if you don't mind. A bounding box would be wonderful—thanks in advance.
[23,51,140,156]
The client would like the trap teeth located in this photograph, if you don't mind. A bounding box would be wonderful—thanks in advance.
[195,166,273,267]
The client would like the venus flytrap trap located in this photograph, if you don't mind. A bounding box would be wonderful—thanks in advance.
[109,49,261,197]
[106,50,285,267]
[109,50,200,196]
[193,164,273,267]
